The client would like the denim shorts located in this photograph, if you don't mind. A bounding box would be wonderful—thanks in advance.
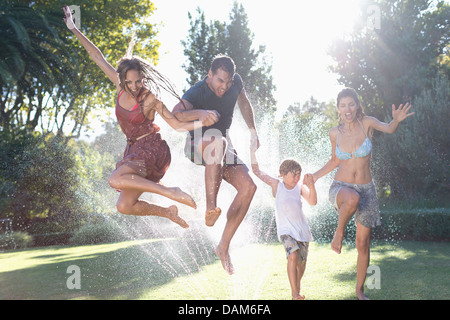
[329,180,381,228]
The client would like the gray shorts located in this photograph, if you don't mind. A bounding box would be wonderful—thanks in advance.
[280,234,309,263]
[329,180,381,228]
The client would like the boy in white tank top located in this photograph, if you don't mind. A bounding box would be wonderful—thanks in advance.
[250,146,317,300]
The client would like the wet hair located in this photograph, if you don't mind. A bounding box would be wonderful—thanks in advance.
[210,54,236,76]
[279,159,302,177]
[117,56,181,101]
[116,34,185,114]
[336,87,366,124]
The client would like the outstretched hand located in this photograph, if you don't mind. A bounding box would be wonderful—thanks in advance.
[62,6,77,30]
[392,102,414,123]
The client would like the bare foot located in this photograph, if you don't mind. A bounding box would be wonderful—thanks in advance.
[356,289,370,300]
[214,246,234,275]
[293,294,305,300]
[205,207,221,227]
[168,187,197,209]
[167,205,189,229]
[331,230,343,254]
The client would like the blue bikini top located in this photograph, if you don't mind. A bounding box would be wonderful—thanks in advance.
[335,119,372,160]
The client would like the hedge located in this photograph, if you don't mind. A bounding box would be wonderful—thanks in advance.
[69,221,131,246]
[373,209,450,241]
[0,231,34,250]
[250,207,450,243]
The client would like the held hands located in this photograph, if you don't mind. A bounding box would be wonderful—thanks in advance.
[392,102,414,123]
[302,173,315,188]
[250,131,260,152]
[62,6,77,30]
[199,110,220,127]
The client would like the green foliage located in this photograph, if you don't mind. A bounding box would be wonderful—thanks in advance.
[247,205,278,243]
[0,231,33,250]
[327,0,449,205]
[0,131,78,225]
[32,232,72,247]
[69,221,130,245]
[374,209,450,241]
[276,108,331,167]
[372,75,450,205]
[329,0,449,119]
[181,1,277,123]
[249,201,450,243]
[0,0,159,137]
[0,129,118,233]
[307,207,450,243]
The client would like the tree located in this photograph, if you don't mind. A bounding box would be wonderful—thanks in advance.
[328,0,449,205]
[372,75,450,205]
[0,0,160,141]
[0,2,78,134]
[0,129,117,233]
[181,1,277,123]
[285,96,338,129]
[328,0,449,120]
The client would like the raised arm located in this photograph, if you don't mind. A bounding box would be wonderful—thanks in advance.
[237,88,260,150]
[312,127,340,182]
[62,6,119,90]
[365,103,414,134]
[250,147,278,197]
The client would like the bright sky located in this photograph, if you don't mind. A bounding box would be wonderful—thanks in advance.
[149,0,361,118]
[81,0,363,140]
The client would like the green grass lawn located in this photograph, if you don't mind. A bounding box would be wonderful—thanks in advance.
[0,237,448,300]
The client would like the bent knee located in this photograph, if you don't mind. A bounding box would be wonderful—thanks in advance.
[340,189,360,209]
[108,172,121,190]
[116,201,132,215]
[241,179,257,197]
[348,195,360,210]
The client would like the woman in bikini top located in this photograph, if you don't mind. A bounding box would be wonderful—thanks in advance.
[335,119,372,161]
[310,87,414,300]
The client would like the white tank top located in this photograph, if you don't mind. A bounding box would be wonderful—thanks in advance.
[275,182,313,242]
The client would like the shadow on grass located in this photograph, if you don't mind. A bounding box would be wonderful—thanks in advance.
[2,235,449,300]
[0,225,218,300]
[328,241,450,300]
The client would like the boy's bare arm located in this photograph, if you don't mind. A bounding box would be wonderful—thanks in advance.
[301,174,317,205]
[250,149,278,196]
